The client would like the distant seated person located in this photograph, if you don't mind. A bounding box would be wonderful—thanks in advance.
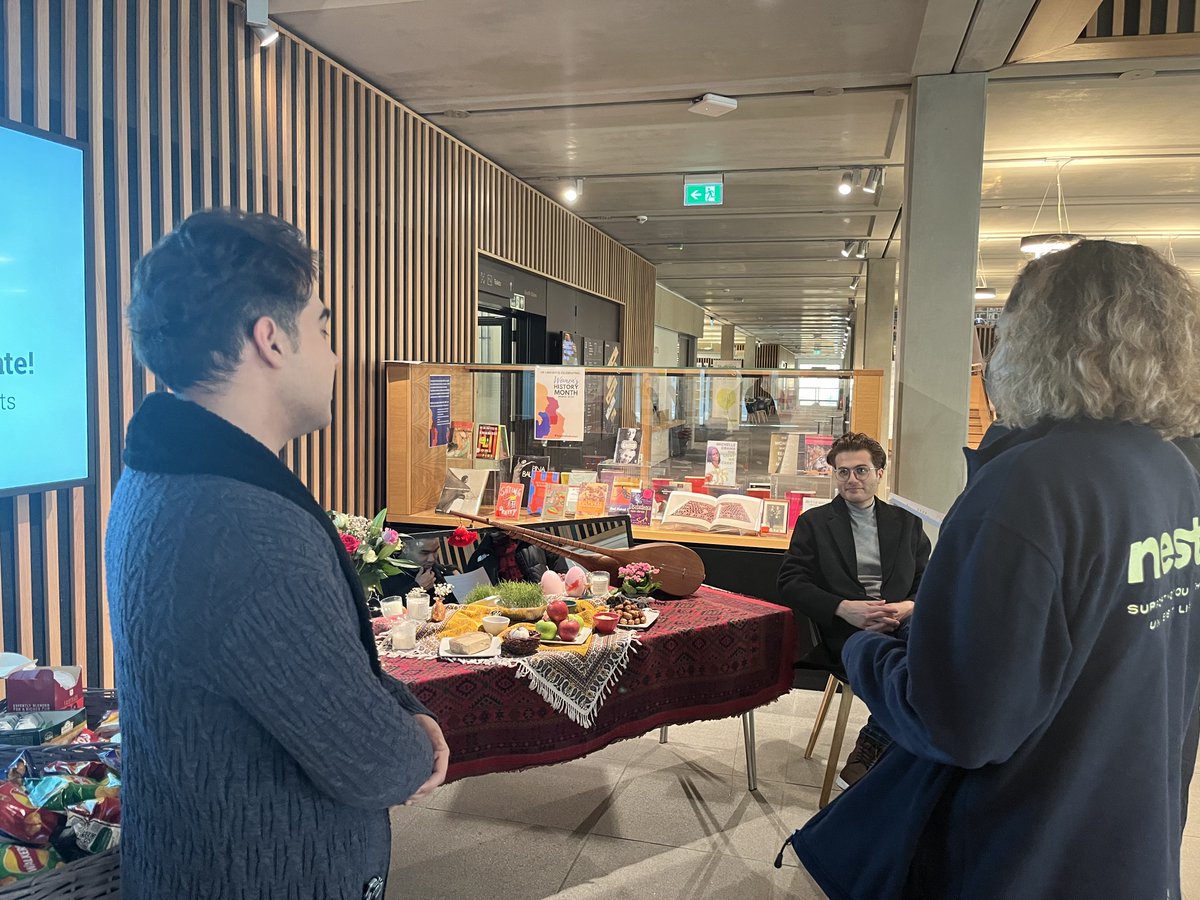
[381,535,458,603]
[744,377,779,424]
[777,432,930,787]
[465,530,571,585]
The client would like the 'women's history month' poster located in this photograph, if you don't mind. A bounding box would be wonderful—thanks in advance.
[534,366,586,442]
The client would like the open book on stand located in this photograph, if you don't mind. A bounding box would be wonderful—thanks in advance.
[660,491,763,535]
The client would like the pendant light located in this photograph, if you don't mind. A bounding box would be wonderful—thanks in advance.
[974,250,996,301]
[1020,162,1084,257]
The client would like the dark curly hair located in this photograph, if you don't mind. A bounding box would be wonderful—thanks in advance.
[826,432,886,470]
[128,209,318,391]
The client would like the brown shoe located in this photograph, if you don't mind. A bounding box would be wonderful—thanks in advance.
[835,729,887,789]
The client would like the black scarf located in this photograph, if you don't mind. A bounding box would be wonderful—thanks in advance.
[123,392,382,676]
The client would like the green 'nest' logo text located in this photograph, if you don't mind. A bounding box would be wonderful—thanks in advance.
[1128,519,1200,585]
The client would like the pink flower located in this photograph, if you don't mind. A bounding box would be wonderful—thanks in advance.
[341,533,361,554]
[382,528,400,545]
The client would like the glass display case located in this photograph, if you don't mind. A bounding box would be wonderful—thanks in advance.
[385,363,883,549]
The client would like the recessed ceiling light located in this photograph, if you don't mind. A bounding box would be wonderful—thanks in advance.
[1118,68,1157,81]
[666,243,684,251]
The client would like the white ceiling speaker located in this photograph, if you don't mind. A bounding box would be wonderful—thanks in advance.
[246,0,278,47]
[688,93,738,118]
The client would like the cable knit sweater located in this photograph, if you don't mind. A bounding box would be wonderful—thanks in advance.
[106,470,435,899]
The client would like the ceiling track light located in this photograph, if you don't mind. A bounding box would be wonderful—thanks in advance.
[840,240,855,258]
[861,167,883,194]
[562,178,583,204]
[246,0,279,47]
[849,276,860,290]
[837,171,855,196]
[854,240,867,259]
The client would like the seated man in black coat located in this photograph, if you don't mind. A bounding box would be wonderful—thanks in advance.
[777,432,931,787]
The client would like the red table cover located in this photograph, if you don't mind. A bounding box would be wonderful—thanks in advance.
[382,585,796,781]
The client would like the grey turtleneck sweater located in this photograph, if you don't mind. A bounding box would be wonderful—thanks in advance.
[847,499,883,597]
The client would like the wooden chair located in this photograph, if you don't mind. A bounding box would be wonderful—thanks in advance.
[803,672,856,808]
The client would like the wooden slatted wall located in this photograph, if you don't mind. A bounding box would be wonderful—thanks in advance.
[0,0,656,688]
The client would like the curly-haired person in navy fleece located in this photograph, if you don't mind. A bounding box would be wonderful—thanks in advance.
[106,209,448,900]
[788,240,1200,899]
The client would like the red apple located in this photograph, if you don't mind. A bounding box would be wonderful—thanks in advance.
[556,617,581,641]
[547,599,570,623]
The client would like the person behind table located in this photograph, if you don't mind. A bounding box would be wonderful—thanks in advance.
[777,431,930,786]
[382,535,457,603]
[791,240,1200,900]
[107,209,449,900]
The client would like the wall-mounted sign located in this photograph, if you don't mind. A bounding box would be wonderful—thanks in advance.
[684,173,724,207]
[510,293,526,311]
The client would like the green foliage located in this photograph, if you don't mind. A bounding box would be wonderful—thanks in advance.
[463,580,546,608]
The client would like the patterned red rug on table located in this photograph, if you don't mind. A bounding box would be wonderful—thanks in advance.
[382,585,796,781]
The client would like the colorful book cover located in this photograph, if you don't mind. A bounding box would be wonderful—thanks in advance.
[435,468,490,516]
[528,470,560,514]
[446,421,475,459]
[628,488,654,526]
[512,455,550,503]
[574,482,611,519]
[607,476,641,515]
[475,424,500,460]
[705,440,739,486]
[803,435,833,474]
[542,483,571,518]
[494,483,525,520]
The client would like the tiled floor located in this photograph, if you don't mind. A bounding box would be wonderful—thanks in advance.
[388,688,1200,898]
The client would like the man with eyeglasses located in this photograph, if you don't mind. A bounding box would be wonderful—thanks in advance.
[778,432,931,787]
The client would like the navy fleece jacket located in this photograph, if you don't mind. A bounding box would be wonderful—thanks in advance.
[796,419,1200,899]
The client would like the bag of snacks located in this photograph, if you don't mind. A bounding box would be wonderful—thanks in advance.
[65,796,120,854]
[0,783,61,845]
[0,841,64,886]
[26,774,119,813]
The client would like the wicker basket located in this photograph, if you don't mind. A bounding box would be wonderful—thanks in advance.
[0,742,121,899]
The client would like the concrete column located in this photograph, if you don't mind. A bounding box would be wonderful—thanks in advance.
[893,73,986,516]
[852,300,867,368]
[720,324,736,360]
[863,258,897,444]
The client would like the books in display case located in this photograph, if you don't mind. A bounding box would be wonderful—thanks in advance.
[435,467,491,516]
[661,491,763,535]
[494,483,525,519]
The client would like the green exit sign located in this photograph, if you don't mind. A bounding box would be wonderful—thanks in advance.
[684,181,723,206]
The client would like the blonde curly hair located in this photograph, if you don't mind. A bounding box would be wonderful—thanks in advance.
[986,240,1200,439]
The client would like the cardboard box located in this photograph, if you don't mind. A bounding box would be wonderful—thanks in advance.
[6,666,83,712]
[0,709,87,747]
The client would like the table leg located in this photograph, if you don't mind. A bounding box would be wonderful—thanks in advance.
[742,710,758,792]
[659,726,669,744]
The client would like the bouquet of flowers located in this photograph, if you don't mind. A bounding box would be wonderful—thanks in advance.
[618,562,662,596]
[328,507,414,597]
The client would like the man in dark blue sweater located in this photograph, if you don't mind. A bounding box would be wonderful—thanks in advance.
[789,240,1200,898]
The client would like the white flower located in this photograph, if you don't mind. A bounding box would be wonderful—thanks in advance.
[433,584,453,598]
[362,549,378,563]
[346,516,371,541]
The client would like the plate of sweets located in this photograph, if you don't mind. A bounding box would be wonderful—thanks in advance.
[609,598,659,629]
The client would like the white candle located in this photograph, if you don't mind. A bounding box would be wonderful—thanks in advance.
[380,598,406,618]
[407,594,430,622]
[589,571,611,598]
[390,620,417,651]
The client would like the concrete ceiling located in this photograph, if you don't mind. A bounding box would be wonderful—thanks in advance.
[274,0,1200,359]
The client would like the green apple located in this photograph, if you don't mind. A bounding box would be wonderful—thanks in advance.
[568,614,585,627]
[535,619,558,640]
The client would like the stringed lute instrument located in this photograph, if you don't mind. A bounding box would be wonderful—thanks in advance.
[453,511,705,598]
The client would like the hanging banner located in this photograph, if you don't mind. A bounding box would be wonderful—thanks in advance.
[428,374,451,447]
[534,366,586,442]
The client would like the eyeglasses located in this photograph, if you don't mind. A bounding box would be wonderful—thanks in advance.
[834,465,877,481]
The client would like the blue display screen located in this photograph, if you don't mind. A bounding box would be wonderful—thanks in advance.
[0,120,91,495]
